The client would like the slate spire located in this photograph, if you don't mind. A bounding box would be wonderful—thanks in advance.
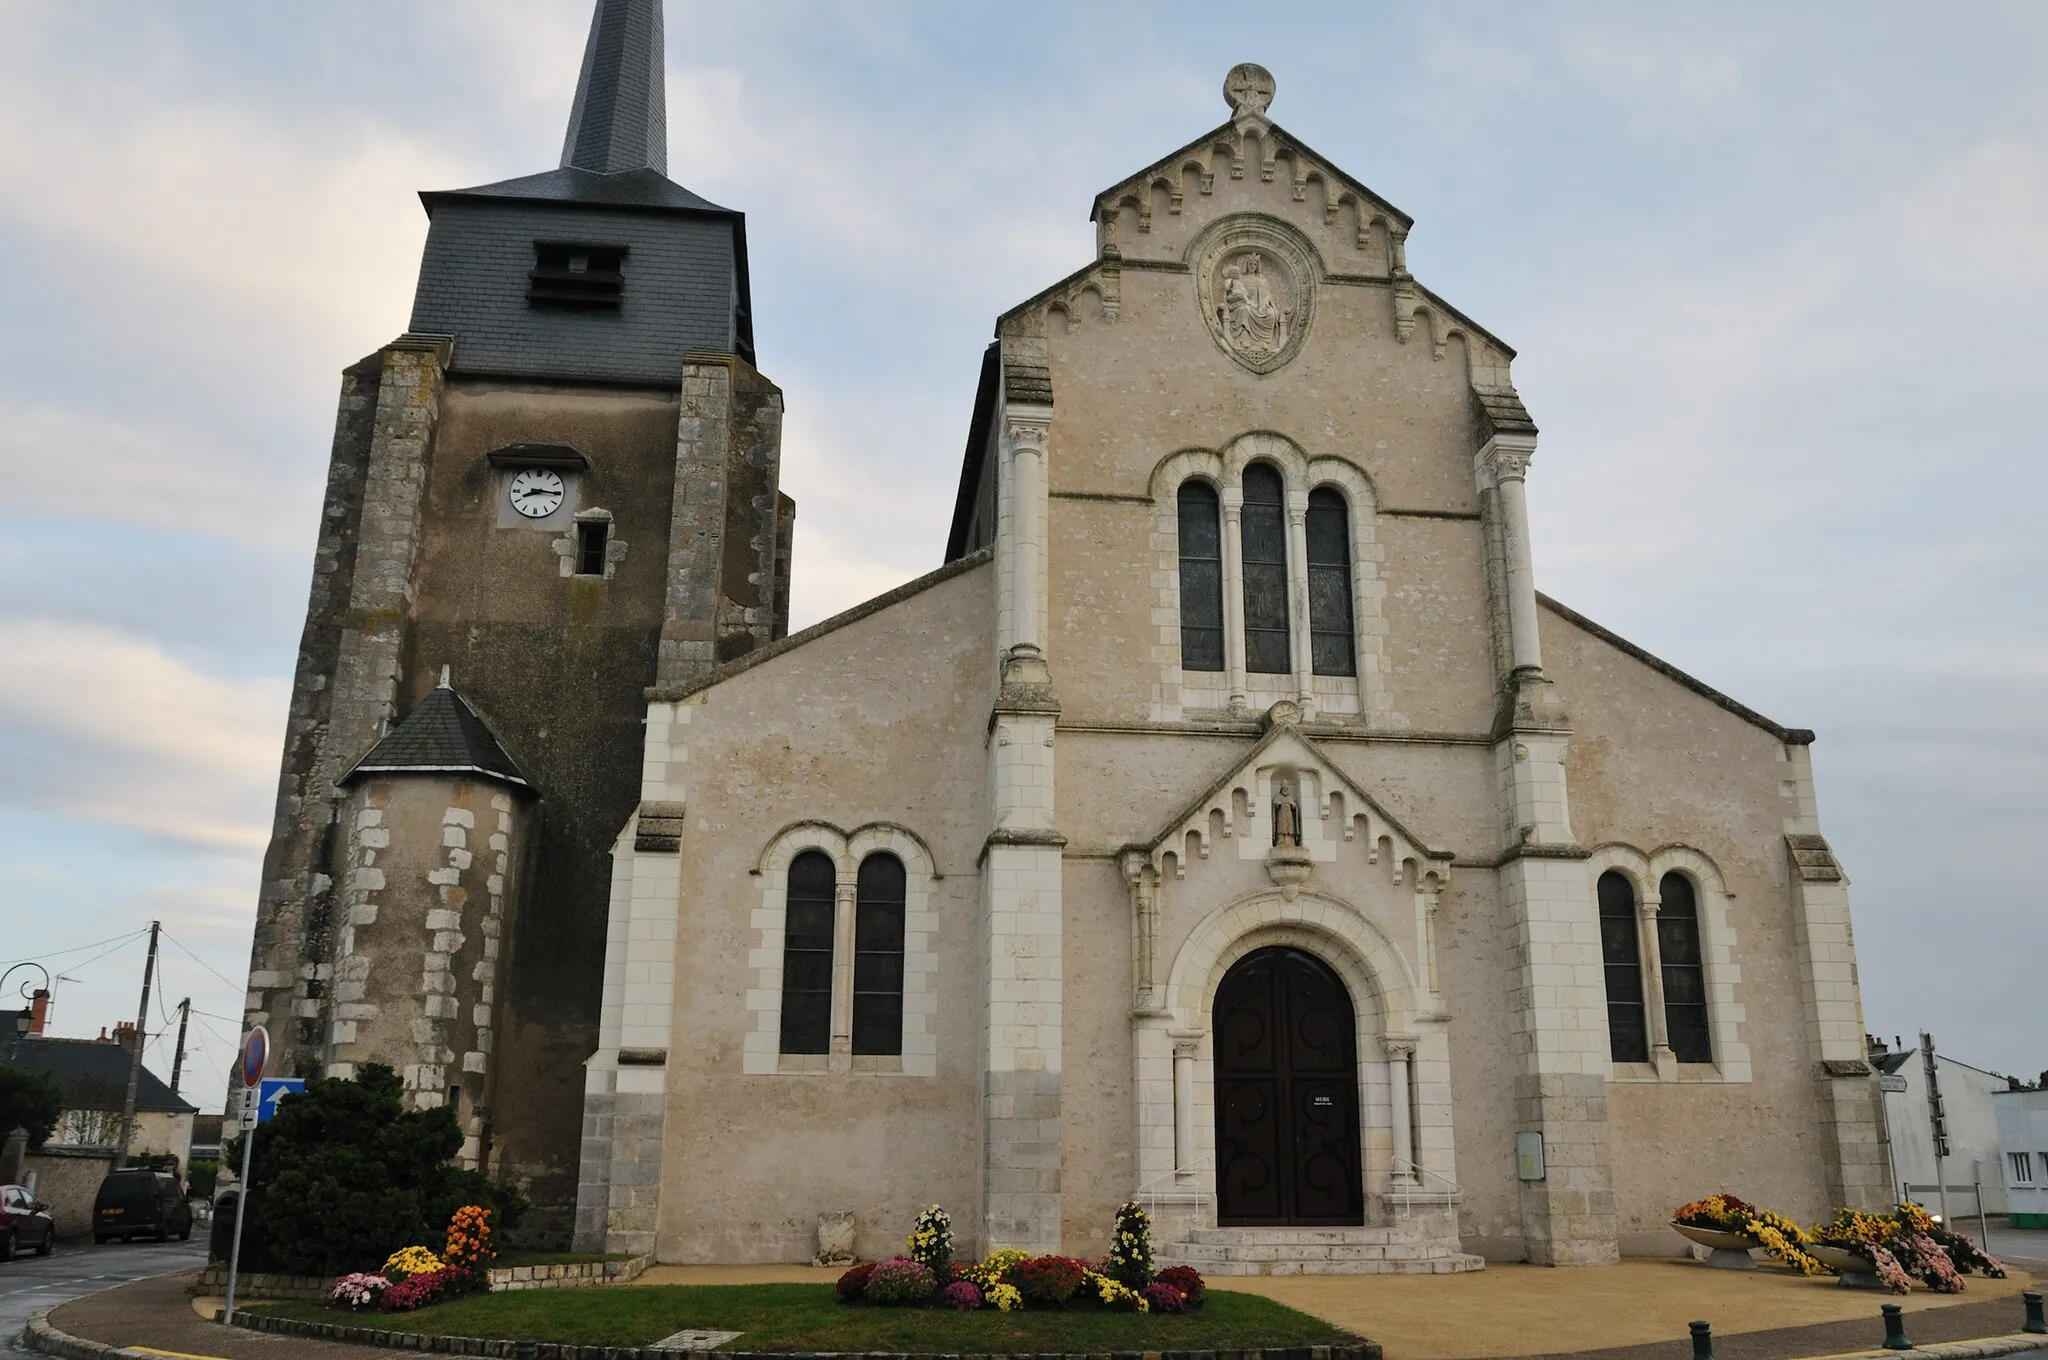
[560,0,668,176]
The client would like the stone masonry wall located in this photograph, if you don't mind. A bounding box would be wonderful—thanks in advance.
[328,774,530,1163]
[245,337,451,1080]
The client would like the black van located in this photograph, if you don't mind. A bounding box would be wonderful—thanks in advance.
[92,1169,191,1244]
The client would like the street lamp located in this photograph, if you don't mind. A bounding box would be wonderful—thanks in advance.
[2,962,50,1041]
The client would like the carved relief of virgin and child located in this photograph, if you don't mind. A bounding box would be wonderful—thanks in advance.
[1219,252,1290,362]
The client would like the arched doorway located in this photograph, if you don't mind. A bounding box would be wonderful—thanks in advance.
[1213,946,1364,1226]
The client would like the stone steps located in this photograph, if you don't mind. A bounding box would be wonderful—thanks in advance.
[1156,1226,1486,1276]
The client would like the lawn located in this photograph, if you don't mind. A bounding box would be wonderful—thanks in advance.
[254,1282,1357,1351]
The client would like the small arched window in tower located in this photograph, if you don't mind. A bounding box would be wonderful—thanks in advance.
[1306,487,1356,676]
[778,851,836,1054]
[852,852,907,1056]
[1597,871,1649,1064]
[1240,463,1292,673]
[1657,872,1713,1063]
[1177,481,1225,672]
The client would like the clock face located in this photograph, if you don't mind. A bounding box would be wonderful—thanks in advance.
[508,468,565,519]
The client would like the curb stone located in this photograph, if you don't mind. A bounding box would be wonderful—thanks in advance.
[1794,1339,2048,1360]
[206,1308,1383,1360]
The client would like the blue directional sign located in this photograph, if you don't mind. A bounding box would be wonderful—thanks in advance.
[255,1077,305,1124]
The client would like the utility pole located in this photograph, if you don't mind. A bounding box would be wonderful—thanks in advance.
[1921,1031,1951,1229]
[169,997,191,1095]
[113,920,161,1170]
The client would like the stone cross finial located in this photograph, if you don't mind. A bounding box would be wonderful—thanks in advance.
[1224,63,1276,119]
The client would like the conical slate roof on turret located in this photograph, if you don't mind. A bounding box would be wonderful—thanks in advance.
[339,681,530,790]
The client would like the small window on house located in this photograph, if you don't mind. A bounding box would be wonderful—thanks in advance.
[529,242,627,308]
[576,521,609,576]
[2010,1151,2035,1184]
[1598,871,1650,1064]
[1177,481,1224,672]
[851,853,906,1056]
[778,851,835,1054]
[1306,487,1356,677]
[1658,872,1713,1063]
[1240,463,1291,674]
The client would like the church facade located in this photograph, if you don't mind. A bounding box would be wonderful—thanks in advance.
[572,62,1886,1269]
[240,0,1884,1267]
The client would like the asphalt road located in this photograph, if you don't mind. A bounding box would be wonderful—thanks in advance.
[0,1235,207,1353]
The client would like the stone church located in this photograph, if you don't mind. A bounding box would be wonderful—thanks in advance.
[242,0,1885,1268]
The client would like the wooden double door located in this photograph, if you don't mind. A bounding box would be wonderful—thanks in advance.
[1213,946,1366,1226]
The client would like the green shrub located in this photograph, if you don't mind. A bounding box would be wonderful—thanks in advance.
[0,1064,61,1149]
[232,1063,525,1275]
[187,1160,218,1200]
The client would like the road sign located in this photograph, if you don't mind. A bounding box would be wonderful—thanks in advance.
[240,1026,269,1088]
[255,1077,305,1124]
[236,1087,259,1130]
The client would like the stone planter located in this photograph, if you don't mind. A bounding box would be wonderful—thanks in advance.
[1671,1221,1758,1270]
[1810,1243,1886,1290]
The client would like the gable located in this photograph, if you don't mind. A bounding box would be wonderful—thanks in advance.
[1133,716,1453,891]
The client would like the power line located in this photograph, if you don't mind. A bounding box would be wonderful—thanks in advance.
[0,927,149,972]
[157,930,243,995]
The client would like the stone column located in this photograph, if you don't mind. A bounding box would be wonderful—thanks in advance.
[1220,486,1248,713]
[830,877,858,1065]
[1172,1037,1199,1181]
[1637,889,1675,1072]
[982,398,1064,1254]
[1006,417,1049,656]
[1477,429,1618,1266]
[1285,492,1315,712]
[1386,1038,1416,1183]
[1124,857,1160,1014]
[1484,435,1543,678]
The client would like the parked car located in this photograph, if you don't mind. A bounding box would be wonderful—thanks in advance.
[1,1183,57,1259]
[92,1169,191,1244]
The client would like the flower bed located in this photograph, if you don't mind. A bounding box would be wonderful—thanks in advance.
[837,1201,1201,1317]
[313,1205,502,1315]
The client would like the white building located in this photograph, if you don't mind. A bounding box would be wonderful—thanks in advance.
[1993,1086,2048,1229]
[1869,1038,2018,1217]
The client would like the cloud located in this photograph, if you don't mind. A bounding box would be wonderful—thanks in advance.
[0,402,315,551]
[0,620,286,850]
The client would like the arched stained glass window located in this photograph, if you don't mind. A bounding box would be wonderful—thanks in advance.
[1597,871,1649,1064]
[1240,463,1291,674]
[852,853,906,1056]
[1177,482,1224,672]
[1306,488,1356,676]
[1658,872,1712,1063]
[778,851,835,1054]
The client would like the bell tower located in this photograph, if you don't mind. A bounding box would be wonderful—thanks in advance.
[238,0,791,1242]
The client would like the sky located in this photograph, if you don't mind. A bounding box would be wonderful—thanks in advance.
[1,1,2044,1115]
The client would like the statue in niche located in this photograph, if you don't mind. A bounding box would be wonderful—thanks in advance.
[1272,781,1302,848]
[1219,253,1290,363]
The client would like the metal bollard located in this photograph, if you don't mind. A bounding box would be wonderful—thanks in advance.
[1881,1302,1914,1351]
[2023,1290,2047,1335]
[1689,1320,1715,1360]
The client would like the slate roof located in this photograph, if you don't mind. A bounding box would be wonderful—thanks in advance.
[420,165,734,220]
[3,1035,195,1114]
[561,0,668,176]
[339,684,531,789]
[420,1,734,222]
